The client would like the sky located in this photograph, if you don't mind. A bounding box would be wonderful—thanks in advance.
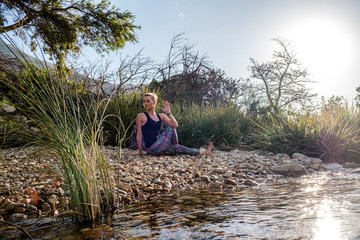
[90,0,359,101]
[10,0,360,100]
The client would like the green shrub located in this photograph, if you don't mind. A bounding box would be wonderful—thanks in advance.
[172,102,251,150]
[252,104,360,163]
[1,41,116,221]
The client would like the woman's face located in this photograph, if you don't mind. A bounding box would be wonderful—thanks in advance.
[143,96,155,110]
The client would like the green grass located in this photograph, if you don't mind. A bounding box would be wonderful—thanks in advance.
[171,102,252,150]
[1,38,116,221]
[252,104,360,163]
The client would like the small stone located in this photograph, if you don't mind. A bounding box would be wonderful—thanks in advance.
[271,164,308,176]
[152,178,161,184]
[209,182,222,189]
[25,204,38,212]
[210,175,219,181]
[243,179,258,186]
[344,162,360,168]
[46,198,57,209]
[163,182,172,191]
[5,202,25,213]
[1,103,16,113]
[123,196,132,204]
[282,159,298,165]
[291,153,308,160]
[224,179,237,186]
[143,187,154,192]
[14,206,26,213]
[57,187,65,196]
[118,182,132,191]
[199,175,210,183]
[41,202,51,212]
[9,213,27,221]
[138,194,147,202]
[20,198,32,204]
[304,157,323,165]
[321,163,343,170]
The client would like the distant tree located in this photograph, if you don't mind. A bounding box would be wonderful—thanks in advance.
[150,33,240,105]
[0,0,139,65]
[115,50,155,94]
[243,38,317,113]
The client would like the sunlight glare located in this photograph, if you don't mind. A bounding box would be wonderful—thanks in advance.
[283,15,356,97]
[313,199,341,240]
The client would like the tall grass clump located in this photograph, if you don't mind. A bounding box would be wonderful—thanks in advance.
[172,102,251,150]
[253,104,360,163]
[1,40,115,221]
[251,111,320,156]
[100,89,163,146]
[317,103,360,163]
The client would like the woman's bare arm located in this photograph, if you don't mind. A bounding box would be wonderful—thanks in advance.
[136,113,145,154]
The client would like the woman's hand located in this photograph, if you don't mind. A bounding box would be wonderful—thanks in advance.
[162,101,171,114]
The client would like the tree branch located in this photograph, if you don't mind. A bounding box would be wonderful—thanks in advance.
[0,16,33,34]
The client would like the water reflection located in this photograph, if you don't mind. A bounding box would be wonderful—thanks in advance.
[2,171,360,239]
[312,199,341,240]
[115,171,360,239]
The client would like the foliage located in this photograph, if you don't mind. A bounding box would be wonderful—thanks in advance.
[252,104,360,163]
[317,103,360,163]
[99,89,162,146]
[0,0,139,65]
[241,38,317,114]
[1,44,117,221]
[150,33,240,106]
[355,86,360,108]
[252,112,320,156]
[171,103,252,150]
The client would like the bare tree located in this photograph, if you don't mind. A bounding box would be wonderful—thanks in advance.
[116,50,155,94]
[151,33,239,105]
[245,38,317,113]
[72,59,115,98]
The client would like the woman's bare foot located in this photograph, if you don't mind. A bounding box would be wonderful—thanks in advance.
[200,142,213,156]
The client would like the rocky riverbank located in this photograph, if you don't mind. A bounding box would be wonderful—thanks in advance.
[1,146,360,223]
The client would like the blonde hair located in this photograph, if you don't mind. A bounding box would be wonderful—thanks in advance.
[144,93,158,102]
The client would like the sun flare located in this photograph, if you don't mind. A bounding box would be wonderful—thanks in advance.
[283,15,356,95]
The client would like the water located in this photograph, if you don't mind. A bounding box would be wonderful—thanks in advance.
[2,170,360,239]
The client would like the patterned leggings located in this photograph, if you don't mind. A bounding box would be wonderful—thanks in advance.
[146,126,199,156]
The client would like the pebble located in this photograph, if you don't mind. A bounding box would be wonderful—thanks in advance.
[9,213,27,221]
[41,202,51,212]
[224,179,237,186]
[0,146,352,223]
[243,179,258,186]
[5,202,25,213]
[152,178,161,184]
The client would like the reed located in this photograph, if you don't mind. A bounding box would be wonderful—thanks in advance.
[317,103,360,162]
[253,104,360,163]
[1,39,115,221]
[171,102,251,150]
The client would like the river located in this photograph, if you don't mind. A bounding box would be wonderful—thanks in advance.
[1,169,360,239]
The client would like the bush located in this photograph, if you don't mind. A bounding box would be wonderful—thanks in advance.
[171,103,251,150]
[252,104,360,163]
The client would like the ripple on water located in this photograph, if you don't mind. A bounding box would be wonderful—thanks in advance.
[2,170,360,239]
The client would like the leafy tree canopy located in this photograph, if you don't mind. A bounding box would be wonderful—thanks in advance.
[0,0,139,65]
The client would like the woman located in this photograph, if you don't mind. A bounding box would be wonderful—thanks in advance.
[135,93,213,156]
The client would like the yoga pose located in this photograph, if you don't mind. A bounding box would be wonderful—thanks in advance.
[135,93,213,156]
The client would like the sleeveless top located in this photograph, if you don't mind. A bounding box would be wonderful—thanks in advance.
[141,112,162,148]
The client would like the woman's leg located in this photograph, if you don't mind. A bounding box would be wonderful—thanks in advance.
[146,126,199,156]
